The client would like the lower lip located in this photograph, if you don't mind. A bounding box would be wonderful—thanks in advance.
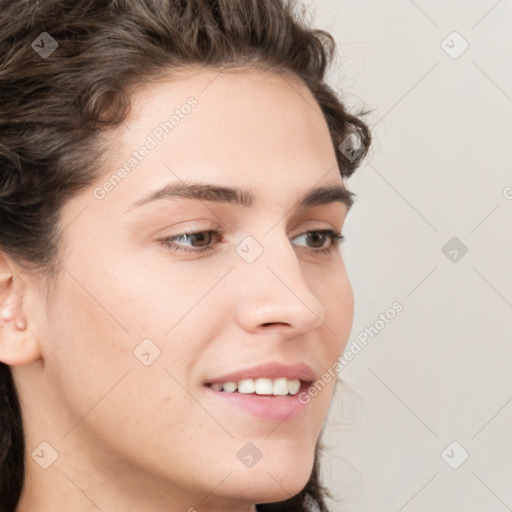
[204,381,311,422]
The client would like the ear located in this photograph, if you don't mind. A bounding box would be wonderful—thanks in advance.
[0,251,42,366]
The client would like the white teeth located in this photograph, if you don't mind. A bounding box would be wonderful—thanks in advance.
[238,379,255,394]
[209,377,303,396]
[272,377,289,395]
[254,378,273,395]
[222,381,237,393]
[288,379,301,395]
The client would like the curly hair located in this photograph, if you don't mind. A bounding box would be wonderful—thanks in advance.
[0,1,371,510]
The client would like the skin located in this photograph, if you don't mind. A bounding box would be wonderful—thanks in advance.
[0,67,354,512]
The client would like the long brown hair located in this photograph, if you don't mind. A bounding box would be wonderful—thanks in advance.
[0,1,370,510]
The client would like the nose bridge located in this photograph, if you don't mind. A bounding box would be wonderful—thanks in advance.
[233,231,325,333]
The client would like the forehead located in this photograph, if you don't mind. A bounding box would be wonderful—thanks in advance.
[89,66,343,214]
[120,67,332,156]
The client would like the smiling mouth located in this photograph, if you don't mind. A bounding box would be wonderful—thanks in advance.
[205,377,308,396]
[204,377,313,422]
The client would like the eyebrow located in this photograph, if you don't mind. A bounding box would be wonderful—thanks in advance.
[127,181,354,212]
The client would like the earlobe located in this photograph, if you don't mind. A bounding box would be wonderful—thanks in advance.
[0,254,41,366]
[1,289,27,329]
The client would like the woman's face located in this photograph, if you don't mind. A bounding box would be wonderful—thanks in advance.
[16,68,354,510]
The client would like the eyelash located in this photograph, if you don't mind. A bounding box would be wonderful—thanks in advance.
[157,229,345,255]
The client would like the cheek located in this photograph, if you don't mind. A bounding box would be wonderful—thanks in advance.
[302,264,353,421]
[313,262,354,352]
[42,274,135,417]
[45,253,226,401]
[41,269,213,466]
[332,275,354,349]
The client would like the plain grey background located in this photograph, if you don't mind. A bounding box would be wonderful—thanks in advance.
[300,1,512,511]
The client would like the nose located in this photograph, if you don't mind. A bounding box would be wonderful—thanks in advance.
[233,233,326,338]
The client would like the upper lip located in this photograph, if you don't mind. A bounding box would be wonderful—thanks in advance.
[204,362,316,385]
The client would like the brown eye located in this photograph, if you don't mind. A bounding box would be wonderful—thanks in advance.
[291,230,344,253]
[305,232,328,248]
[158,229,222,254]
[183,232,214,247]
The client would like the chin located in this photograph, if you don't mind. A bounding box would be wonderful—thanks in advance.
[229,472,312,507]
[223,445,315,505]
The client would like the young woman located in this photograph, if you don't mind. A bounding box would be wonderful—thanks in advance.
[0,1,370,510]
